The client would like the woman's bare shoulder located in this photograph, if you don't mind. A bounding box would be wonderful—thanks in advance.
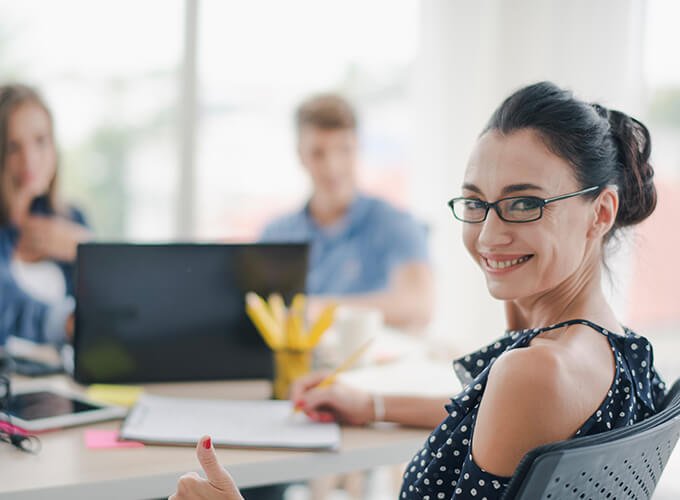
[471,344,602,476]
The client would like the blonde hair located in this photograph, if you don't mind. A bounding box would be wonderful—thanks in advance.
[295,93,357,133]
[0,84,60,225]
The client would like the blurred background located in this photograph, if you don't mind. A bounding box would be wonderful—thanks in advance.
[1,0,678,496]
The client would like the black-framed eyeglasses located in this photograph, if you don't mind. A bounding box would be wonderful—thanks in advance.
[447,185,601,223]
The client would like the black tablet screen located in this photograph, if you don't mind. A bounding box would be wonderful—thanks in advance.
[8,391,101,420]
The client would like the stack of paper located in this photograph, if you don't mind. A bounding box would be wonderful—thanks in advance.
[119,394,341,451]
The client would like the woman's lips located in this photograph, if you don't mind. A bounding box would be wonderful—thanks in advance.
[480,253,534,274]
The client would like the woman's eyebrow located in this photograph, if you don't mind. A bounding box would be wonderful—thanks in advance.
[461,183,483,194]
[461,182,546,196]
[501,183,545,195]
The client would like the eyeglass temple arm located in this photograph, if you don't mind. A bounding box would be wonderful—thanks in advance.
[543,185,601,204]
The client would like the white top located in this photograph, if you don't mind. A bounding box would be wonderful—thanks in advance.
[10,258,66,303]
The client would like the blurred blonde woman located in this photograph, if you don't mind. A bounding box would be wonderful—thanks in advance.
[0,84,91,346]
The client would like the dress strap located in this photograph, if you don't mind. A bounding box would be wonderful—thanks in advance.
[532,318,610,337]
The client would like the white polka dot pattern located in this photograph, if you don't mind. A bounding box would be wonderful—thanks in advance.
[399,319,666,499]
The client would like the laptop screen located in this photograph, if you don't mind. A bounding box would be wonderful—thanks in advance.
[73,243,308,384]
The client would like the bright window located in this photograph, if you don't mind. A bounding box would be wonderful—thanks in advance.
[195,0,419,240]
[631,0,680,382]
[0,0,182,240]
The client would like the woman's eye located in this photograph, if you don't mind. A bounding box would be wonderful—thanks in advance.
[510,198,541,211]
[463,199,485,210]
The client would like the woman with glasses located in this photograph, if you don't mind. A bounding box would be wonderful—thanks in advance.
[170,81,665,500]
[0,84,91,347]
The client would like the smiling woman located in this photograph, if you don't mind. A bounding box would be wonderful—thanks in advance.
[170,81,667,500]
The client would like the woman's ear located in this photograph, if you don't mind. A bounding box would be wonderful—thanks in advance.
[587,187,619,240]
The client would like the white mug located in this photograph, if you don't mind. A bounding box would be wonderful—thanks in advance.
[333,306,384,368]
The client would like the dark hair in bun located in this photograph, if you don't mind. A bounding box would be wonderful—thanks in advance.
[483,81,656,240]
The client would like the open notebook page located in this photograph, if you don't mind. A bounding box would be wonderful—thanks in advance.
[119,394,341,451]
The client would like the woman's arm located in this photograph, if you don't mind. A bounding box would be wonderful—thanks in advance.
[290,371,449,428]
[381,393,451,428]
[16,215,91,263]
[0,252,72,345]
[310,261,434,331]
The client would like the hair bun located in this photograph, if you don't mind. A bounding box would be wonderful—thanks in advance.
[606,109,657,228]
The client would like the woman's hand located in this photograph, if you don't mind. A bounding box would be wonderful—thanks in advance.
[290,371,375,425]
[169,436,243,500]
[65,314,75,342]
[16,216,91,262]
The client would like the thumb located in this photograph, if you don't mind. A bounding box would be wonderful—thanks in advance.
[195,436,242,497]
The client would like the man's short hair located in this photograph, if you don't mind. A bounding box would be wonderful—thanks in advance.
[295,94,357,133]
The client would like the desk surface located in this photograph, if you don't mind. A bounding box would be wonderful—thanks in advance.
[1,361,456,500]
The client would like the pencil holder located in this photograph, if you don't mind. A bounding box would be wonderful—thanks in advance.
[273,349,312,400]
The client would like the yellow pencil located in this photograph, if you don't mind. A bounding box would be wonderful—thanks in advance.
[316,337,374,388]
[267,293,287,329]
[307,304,337,348]
[285,309,300,350]
[293,337,375,414]
[245,292,283,349]
[290,294,306,349]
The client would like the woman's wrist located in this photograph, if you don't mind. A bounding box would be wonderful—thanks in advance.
[372,393,385,422]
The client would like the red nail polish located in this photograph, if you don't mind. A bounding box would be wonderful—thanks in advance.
[203,437,212,449]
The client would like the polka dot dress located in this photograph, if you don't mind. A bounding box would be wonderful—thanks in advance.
[399,319,666,499]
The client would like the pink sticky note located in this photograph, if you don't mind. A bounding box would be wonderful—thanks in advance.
[84,430,144,449]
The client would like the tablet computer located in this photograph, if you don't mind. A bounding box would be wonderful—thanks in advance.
[1,387,127,432]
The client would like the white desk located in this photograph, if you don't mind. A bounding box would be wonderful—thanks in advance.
[1,358,458,500]
[0,331,460,500]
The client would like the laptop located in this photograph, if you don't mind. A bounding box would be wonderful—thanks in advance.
[73,243,308,384]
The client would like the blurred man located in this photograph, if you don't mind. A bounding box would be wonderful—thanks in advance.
[261,94,433,330]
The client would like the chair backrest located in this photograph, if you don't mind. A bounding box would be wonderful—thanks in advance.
[503,378,680,500]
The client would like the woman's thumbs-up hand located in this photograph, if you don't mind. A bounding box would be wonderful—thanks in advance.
[169,436,244,500]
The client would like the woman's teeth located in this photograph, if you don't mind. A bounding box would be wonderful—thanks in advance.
[486,255,531,269]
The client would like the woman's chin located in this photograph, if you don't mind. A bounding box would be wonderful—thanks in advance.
[485,281,523,301]
[26,183,50,199]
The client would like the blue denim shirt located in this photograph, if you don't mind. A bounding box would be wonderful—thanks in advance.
[0,196,87,346]
[260,194,428,294]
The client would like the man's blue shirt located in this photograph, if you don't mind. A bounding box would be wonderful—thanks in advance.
[260,194,428,295]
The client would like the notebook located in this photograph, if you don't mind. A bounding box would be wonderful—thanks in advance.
[119,394,341,451]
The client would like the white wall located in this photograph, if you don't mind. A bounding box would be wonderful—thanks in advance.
[412,0,646,349]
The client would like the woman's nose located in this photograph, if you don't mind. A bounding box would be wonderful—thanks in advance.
[477,208,513,247]
[16,146,34,168]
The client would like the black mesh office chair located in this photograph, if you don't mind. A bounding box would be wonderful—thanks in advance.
[502,379,680,500]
